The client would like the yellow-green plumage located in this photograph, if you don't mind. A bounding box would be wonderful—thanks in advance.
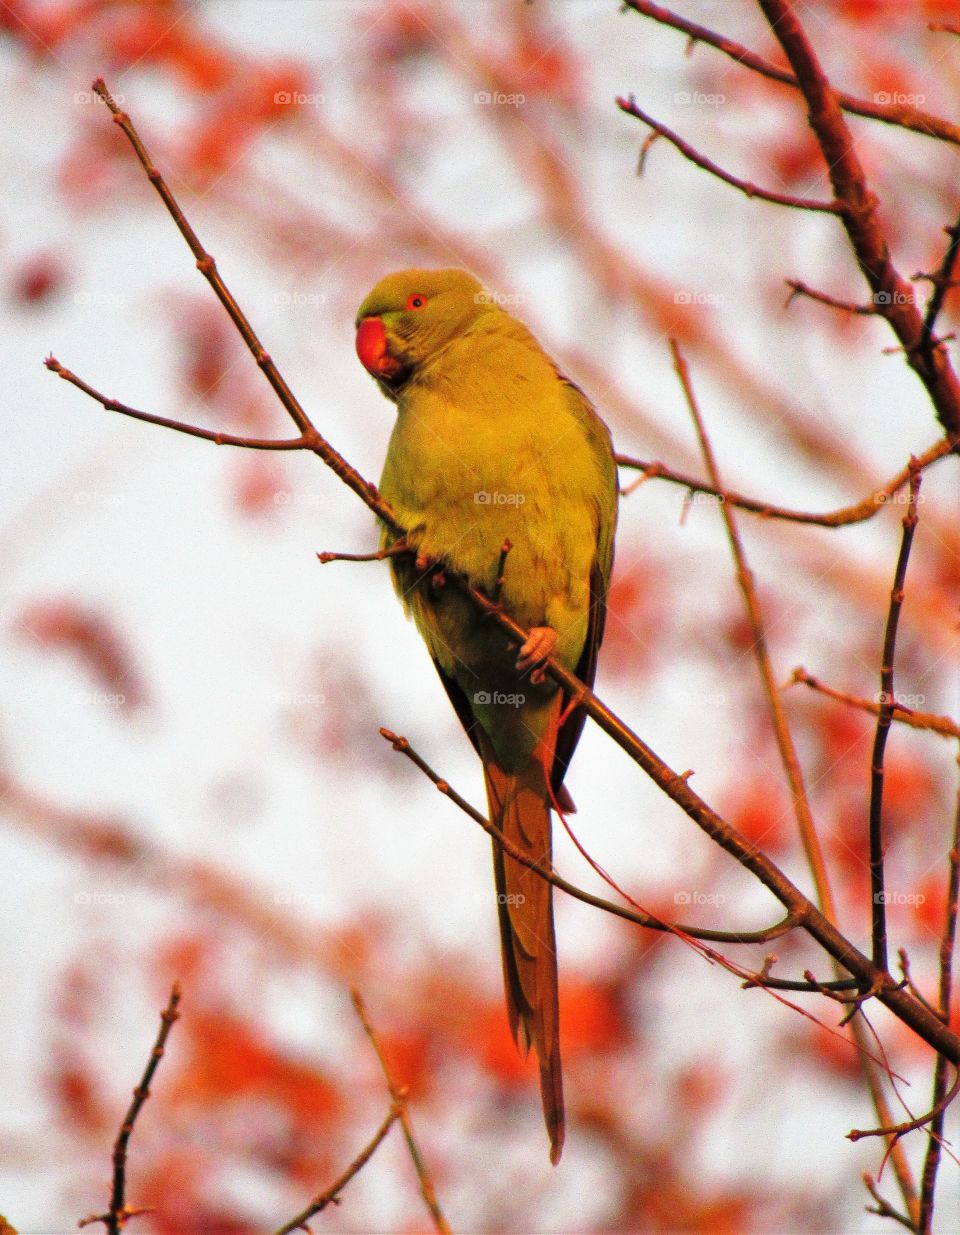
[356,268,618,1163]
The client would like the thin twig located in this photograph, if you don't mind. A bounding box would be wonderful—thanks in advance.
[615,435,955,527]
[849,1067,960,1142]
[864,1173,916,1232]
[671,336,922,1218]
[789,667,960,740]
[919,783,960,1233]
[379,727,799,947]
[88,79,398,532]
[617,95,842,214]
[898,950,943,1021]
[79,984,181,1234]
[350,989,451,1235]
[273,1104,403,1235]
[622,0,960,148]
[868,468,922,972]
[45,358,311,451]
[318,545,409,565]
[785,279,877,315]
[921,214,960,354]
[669,340,835,922]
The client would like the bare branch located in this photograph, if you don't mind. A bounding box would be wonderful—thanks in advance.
[757,0,960,435]
[350,990,451,1235]
[863,1173,916,1232]
[920,215,960,349]
[670,340,835,920]
[45,357,312,452]
[617,95,842,214]
[79,984,181,1234]
[622,0,960,148]
[88,78,398,531]
[789,667,959,740]
[869,469,922,971]
[274,1104,403,1235]
[919,787,960,1233]
[849,1067,960,1142]
[785,279,877,315]
[617,436,956,527]
[379,727,798,945]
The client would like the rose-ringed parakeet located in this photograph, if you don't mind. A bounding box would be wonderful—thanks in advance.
[355,268,618,1164]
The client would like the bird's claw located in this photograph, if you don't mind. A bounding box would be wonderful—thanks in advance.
[517,626,558,683]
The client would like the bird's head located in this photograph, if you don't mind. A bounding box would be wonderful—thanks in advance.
[355,268,490,392]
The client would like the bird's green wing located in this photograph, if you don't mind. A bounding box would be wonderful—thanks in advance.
[550,374,618,795]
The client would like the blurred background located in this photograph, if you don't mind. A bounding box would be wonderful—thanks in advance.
[1,0,959,1230]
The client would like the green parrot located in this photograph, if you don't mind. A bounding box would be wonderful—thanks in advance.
[355,268,618,1164]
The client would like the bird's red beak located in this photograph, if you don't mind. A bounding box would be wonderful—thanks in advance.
[356,316,406,381]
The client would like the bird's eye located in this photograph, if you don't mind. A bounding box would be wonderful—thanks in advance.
[406,294,427,310]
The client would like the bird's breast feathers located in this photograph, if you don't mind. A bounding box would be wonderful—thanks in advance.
[378,324,604,663]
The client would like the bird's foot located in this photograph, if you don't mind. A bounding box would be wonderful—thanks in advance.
[517,625,558,683]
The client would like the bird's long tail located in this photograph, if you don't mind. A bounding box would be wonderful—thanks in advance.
[479,704,564,1164]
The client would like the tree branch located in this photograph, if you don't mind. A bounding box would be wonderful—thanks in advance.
[848,1066,960,1142]
[785,278,877,316]
[45,357,313,451]
[868,469,922,971]
[789,667,959,740]
[379,727,799,946]
[616,435,956,526]
[350,989,450,1235]
[79,984,181,1234]
[88,78,398,531]
[616,95,842,214]
[757,0,960,435]
[919,786,960,1234]
[670,340,835,921]
[274,1104,403,1235]
[622,0,960,148]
